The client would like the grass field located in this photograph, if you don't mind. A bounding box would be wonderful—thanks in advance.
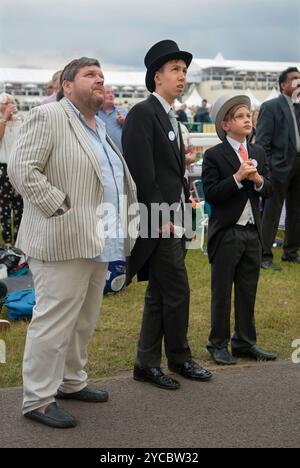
[0,247,299,388]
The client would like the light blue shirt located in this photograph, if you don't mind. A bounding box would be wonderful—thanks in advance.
[98,105,127,153]
[67,98,125,262]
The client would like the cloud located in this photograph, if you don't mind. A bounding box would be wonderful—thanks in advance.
[0,0,299,69]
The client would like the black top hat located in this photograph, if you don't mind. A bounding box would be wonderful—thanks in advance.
[144,40,193,93]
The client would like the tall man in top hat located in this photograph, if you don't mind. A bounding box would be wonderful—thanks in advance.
[256,67,300,269]
[122,40,212,390]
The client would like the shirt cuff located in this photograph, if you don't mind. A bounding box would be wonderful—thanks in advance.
[233,175,243,189]
[254,177,264,192]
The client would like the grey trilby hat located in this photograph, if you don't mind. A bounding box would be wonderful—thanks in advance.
[211,94,251,141]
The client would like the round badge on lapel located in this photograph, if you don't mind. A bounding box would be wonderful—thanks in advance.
[251,159,258,168]
[169,131,176,142]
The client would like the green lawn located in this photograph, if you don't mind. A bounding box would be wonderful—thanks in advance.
[0,247,299,388]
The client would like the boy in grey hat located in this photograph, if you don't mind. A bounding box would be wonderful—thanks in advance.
[202,95,277,365]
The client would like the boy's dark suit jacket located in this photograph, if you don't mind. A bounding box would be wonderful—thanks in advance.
[202,138,273,263]
[122,94,189,282]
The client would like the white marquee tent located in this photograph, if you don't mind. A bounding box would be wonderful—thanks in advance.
[245,89,262,109]
[184,88,203,107]
[264,87,280,102]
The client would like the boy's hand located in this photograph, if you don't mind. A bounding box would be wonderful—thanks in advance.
[234,161,257,183]
[248,172,263,187]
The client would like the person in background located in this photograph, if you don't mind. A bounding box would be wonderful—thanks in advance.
[45,80,54,96]
[248,108,260,144]
[98,85,128,153]
[256,67,300,270]
[194,99,212,124]
[40,70,62,105]
[0,93,23,247]
[176,104,188,123]
[184,105,193,123]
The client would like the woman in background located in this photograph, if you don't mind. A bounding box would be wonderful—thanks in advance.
[0,93,23,246]
[248,108,260,144]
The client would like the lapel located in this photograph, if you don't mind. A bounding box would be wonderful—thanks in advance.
[247,143,257,161]
[149,95,184,173]
[222,138,241,172]
[278,94,296,149]
[60,98,103,184]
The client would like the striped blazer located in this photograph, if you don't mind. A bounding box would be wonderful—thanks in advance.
[8,98,138,261]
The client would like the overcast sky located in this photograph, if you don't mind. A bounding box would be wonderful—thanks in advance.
[0,0,299,70]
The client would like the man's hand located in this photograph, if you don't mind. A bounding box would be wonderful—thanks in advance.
[185,152,197,167]
[116,114,125,126]
[3,103,17,121]
[234,160,257,183]
[159,223,175,234]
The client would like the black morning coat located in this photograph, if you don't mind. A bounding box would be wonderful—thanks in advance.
[256,94,299,183]
[202,138,273,263]
[122,94,189,282]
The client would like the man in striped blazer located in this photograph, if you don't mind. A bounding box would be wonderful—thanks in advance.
[8,57,138,429]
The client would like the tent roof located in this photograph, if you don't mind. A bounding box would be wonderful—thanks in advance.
[244,89,262,108]
[184,89,203,106]
[0,68,146,87]
[193,53,300,73]
[264,87,280,102]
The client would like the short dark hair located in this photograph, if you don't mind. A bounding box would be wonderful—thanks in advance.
[57,57,101,101]
[279,67,299,93]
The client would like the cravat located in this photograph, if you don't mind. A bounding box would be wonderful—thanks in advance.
[239,144,248,162]
[168,109,179,138]
[293,103,300,136]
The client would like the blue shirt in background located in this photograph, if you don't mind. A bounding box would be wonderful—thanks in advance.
[98,105,128,153]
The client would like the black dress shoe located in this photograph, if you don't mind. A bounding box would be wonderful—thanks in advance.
[56,385,109,402]
[232,345,277,361]
[169,360,213,381]
[24,402,77,429]
[261,261,282,271]
[282,255,300,264]
[133,365,180,390]
[209,349,236,366]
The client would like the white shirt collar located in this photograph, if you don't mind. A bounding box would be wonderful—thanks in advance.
[226,135,248,153]
[152,92,173,114]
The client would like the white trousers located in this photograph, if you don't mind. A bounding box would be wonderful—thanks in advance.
[22,258,108,414]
